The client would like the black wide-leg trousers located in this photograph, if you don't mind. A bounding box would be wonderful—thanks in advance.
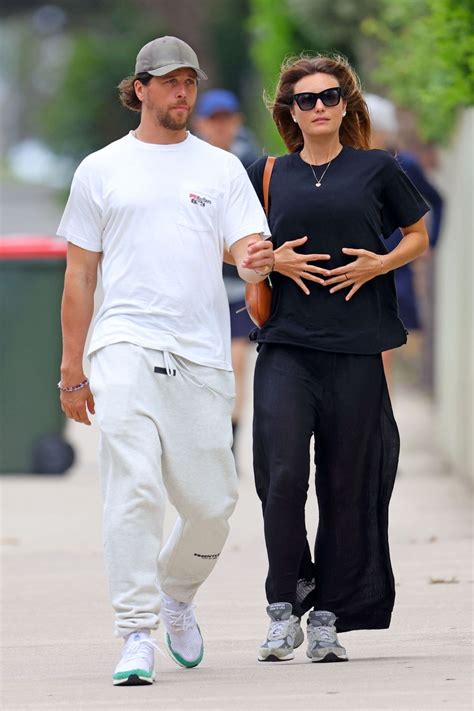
[253,344,400,632]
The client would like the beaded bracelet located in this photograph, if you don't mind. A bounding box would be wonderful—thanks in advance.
[57,378,89,393]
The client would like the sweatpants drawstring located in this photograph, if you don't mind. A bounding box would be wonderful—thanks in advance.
[163,351,175,377]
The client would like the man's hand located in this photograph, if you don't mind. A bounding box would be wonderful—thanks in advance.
[60,381,95,426]
[60,242,100,425]
[230,234,274,283]
[274,236,331,295]
[241,239,274,275]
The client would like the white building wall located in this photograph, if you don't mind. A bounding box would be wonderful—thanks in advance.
[435,108,474,485]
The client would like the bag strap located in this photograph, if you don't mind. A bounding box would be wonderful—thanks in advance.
[262,156,276,217]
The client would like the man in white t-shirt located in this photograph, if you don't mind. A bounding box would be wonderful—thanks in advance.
[57,36,272,686]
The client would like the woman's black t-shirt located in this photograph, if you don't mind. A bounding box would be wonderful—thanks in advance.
[247,147,429,354]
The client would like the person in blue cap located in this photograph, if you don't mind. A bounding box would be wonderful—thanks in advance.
[194,89,260,169]
[194,89,261,454]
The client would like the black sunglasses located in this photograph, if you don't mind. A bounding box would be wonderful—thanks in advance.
[293,87,342,111]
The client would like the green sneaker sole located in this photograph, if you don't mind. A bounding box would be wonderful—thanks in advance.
[113,668,155,685]
[165,629,204,668]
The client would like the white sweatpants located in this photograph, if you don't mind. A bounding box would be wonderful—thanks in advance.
[89,342,238,637]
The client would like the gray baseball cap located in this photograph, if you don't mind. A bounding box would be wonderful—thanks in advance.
[135,36,208,80]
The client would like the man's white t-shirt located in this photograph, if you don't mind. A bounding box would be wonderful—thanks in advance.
[57,132,269,370]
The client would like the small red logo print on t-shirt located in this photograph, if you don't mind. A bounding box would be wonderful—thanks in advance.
[189,193,212,207]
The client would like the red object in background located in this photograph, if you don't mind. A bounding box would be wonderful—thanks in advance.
[0,235,67,260]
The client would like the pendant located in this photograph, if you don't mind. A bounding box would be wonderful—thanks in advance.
[315,182,321,187]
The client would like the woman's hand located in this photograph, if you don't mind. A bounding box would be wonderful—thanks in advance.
[325,248,385,301]
[274,236,331,295]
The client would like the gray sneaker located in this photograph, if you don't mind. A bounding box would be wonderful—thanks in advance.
[258,602,304,662]
[306,610,348,662]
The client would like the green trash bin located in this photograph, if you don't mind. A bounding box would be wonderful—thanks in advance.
[0,235,74,474]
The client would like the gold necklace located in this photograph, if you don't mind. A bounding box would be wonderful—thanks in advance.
[309,160,332,188]
[304,145,342,188]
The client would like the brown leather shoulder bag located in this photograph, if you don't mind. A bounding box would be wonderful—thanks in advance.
[245,156,276,327]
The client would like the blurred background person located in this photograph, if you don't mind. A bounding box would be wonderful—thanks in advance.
[365,94,443,389]
[193,89,261,456]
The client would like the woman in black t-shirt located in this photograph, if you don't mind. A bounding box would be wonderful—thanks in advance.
[248,55,429,663]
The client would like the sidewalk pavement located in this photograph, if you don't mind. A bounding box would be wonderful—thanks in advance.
[1,369,472,710]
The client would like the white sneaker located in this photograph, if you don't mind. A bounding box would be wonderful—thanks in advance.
[161,593,204,668]
[113,630,160,686]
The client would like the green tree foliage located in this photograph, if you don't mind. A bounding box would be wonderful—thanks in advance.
[247,0,381,152]
[208,0,252,98]
[247,0,301,152]
[288,0,380,67]
[40,2,160,159]
[363,0,474,142]
[248,0,297,96]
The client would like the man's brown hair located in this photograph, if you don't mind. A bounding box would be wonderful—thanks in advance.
[118,72,152,112]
